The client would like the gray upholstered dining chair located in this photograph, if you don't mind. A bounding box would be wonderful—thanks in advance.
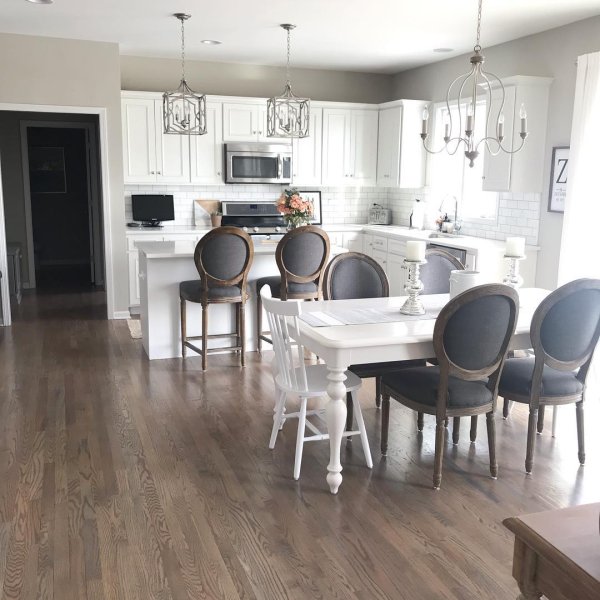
[381,284,519,489]
[498,278,600,474]
[179,226,254,371]
[256,225,330,351]
[323,252,424,430]
[420,248,465,294]
[419,248,468,442]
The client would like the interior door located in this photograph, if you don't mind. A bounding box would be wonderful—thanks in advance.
[85,126,104,286]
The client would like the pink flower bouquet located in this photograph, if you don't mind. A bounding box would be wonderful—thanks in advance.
[276,188,314,228]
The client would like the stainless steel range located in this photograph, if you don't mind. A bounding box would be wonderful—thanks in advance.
[221,201,286,239]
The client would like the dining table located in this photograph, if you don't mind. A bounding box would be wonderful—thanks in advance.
[294,288,550,494]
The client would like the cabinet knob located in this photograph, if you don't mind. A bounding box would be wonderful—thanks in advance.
[150,171,155,174]
[157,171,161,175]
[258,131,263,135]
[252,130,257,134]
[217,171,221,176]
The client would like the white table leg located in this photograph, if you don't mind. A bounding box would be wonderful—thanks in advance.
[325,366,348,494]
[552,405,559,438]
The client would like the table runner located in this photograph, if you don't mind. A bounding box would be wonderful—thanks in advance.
[299,296,447,327]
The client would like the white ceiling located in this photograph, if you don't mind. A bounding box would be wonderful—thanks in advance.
[2,0,600,73]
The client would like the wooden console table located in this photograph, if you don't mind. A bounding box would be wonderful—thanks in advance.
[503,503,600,599]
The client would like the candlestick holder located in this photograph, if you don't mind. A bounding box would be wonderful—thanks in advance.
[400,259,427,315]
[503,254,525,289]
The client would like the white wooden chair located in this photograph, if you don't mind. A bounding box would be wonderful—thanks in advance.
[261,292,373,480]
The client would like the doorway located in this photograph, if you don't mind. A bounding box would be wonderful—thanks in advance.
[22,121,104,291]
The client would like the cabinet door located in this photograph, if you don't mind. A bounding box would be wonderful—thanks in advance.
[322,109,352,185]
[191,102,224,184]
[223,103,259,141]
[350,110,378,186]
[343,232,363,252]
[122,98,157,183]
[256,105,270,142]
[482,86,516,192]
[292,108,323,186]
[128,252,141,306]
[387,253,406,296]
[363,234,374,257]
[154,103,191,183]
[377,106,401,187]
[371,249,388,275]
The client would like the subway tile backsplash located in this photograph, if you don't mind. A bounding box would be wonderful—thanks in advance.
[124,184,541,245]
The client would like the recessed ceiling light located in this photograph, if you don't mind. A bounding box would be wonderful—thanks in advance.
[433,48,454,53]
[201,40,222,45]
[26,0,54,4]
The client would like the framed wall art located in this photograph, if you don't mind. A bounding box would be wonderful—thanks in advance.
[299,190,322,224]
[548,146,569,213]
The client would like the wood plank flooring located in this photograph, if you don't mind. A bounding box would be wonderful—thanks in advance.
[1,289,598,599]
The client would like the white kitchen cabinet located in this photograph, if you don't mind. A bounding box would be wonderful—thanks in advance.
[377,100,427,188]
[122,95,190,184]
[386,253,407,296]
[292,108,323,186]
[223,101,274,143]
[322,108,378,186]
[482,76,552,193]
[191,102,224,184]
[343,232,363,253]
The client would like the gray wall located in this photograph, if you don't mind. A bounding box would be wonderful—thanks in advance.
[391,16,600,289]
[121,56,393,104]
[0,32,126,315]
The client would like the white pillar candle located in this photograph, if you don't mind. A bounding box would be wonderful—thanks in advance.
[505,237,525,257]
[406,240,426,262]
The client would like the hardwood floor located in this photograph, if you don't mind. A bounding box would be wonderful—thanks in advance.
[1,290,598,599]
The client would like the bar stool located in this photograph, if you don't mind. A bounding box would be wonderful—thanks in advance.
[179,227,254,371]
[256,225,330,351]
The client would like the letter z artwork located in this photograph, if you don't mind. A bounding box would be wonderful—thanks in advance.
[548,146,569,213]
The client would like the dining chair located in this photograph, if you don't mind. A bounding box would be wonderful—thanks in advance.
[179,226,254,371]
[322,251,425,428]
[381,284,519,489]
[256,225,330,351]
[262,292,373,480]
[419,248,467,442]
[498,278,600,474]
[420,248,465,294]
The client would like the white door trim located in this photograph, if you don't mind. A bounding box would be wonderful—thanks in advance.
[0,158,11,325]
[0,103,114,320]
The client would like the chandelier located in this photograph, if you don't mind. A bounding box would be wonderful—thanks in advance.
[163,13,207,135]
[267,24,310,138]
[420,0,527,167]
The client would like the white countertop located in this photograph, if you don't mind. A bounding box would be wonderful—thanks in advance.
[137,240,348,259]
[126,223,540,255]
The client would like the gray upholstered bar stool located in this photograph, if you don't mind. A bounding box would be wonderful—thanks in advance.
[179,226,254,371]
[381,284,519,489]
[498,278,600,474]
[322,252,425,425]
[256,225,330,351]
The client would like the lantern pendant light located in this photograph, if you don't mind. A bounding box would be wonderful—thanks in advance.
[163,13,207,135]
[267,24,310,138]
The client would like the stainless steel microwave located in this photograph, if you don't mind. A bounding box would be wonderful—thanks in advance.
[225,143,292,184]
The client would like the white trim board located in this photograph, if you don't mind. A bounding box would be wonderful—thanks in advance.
[0,158,11,325]
[0,102,115,320]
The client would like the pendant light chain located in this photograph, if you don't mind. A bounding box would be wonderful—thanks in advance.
[286,27,292,86]
[180,16,186,81]
[474,0,482,52]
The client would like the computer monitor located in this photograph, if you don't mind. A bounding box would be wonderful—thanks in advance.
[131,194,175,227]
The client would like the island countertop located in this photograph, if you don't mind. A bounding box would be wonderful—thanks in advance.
[136,240,347,259]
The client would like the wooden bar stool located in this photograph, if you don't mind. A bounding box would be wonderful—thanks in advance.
[256,225,330,351]
[179,227,254,370]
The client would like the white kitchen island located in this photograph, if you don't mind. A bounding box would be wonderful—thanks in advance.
[137,240,347,360]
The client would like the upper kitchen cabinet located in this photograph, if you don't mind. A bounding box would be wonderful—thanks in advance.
[482,76,552,193]
[291,107,323,187]
[223,101,279,143]
[322,107,378,186]
[190,102,224,184]
[122,93,190,184]
[376,100,428,188]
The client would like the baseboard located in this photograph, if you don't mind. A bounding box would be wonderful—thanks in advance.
[112,311,130,320]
